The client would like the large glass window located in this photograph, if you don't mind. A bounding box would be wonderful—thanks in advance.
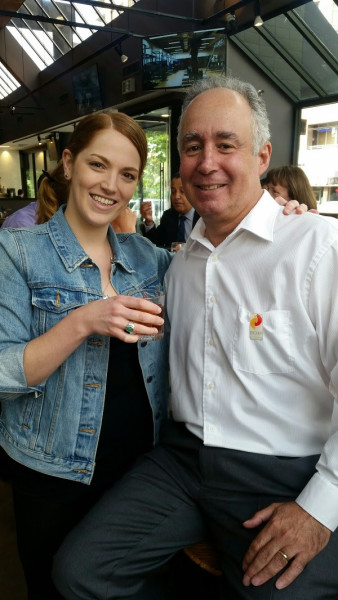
[298,102,338,211]
[3,1,139,72]
[130,108,170,226]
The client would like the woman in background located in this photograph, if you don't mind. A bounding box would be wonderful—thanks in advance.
[264,164,317,210]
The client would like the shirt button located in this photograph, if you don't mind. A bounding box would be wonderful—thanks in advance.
[208,338,214,346]
[209,296,216,303]
[211,255,218,262]
[208,382,215,390]
[147,376,153,383]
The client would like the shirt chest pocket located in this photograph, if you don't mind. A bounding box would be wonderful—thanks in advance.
[31,286,86,331]
[232,307,295,375]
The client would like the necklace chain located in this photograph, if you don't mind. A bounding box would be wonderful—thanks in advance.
[102,239,114,297]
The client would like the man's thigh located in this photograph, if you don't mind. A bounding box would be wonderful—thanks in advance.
[53,449,207,600]
[199,449,337,599]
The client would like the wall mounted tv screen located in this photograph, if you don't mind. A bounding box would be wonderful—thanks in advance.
[72,64,103,116]
[142,29,226,91]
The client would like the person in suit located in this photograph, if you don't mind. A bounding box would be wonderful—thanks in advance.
[140,172,200,248]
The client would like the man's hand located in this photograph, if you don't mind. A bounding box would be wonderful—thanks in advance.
[140,201,154,226]
[242,502,330,590]
[111,207,137,233]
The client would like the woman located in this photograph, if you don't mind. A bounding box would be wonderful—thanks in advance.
[0,111,172,600]
[264,164,317,210]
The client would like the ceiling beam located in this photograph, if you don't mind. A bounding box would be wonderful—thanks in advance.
[0,1,201,26]
[0,10,143,36]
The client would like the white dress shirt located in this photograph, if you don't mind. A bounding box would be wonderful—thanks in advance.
[165,191,338,531]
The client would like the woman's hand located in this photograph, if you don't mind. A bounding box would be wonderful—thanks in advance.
[275,196,319,215]
[82,294,163,342]
[24,296,163,386]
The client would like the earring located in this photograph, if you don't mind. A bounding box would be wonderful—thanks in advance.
[64,172,69,179]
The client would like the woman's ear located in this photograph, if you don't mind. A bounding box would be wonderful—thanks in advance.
[62,149,73,179]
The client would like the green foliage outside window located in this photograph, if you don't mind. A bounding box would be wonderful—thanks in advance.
[135,129,169,200]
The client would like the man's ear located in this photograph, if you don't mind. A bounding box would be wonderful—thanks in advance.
[258,142,272,176]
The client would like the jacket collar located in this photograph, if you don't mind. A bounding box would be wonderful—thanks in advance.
[47,205,135,273]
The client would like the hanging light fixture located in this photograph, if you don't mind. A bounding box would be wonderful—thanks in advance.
[224,12,238,34]
[115,43,128,63]
[254,1,264,27]
[254,15,264,27]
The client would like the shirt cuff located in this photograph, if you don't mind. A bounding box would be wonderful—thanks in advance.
[296,472,338,531]
[143,223,155,232]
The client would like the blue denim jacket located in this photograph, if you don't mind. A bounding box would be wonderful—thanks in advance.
[0,206,172,483]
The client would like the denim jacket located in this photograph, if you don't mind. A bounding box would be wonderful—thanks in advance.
[0,206,172,484]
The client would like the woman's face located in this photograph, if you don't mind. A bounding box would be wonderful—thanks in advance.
[63,127,140,230]
[266,182,290,201]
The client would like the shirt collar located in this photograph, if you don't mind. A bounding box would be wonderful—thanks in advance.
[236,190,281,242]
[183,207,195,224]
[188,190,280,248]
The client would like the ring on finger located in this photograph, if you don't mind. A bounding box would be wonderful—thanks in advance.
[278,550,289,562]
[125,321,135,334]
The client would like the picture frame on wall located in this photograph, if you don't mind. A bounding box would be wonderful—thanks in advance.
[72,64,103,116]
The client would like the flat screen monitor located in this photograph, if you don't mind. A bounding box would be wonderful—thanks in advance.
[72,64,103,116]
[142,29,226,91]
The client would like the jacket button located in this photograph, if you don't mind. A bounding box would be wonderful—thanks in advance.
[147,376,153,383]
[141,342,147,348]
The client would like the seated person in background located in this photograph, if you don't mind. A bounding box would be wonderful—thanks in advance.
[1,200,38,229]
[264,165,317,210]
[140,172,200,248]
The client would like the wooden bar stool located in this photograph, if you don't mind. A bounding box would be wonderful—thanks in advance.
[184,541,222,576]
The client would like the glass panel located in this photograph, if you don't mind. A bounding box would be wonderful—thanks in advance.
[295,1,338,60]
[35,149,46,195]
[234,28,315,101]
[3,0,141,76]
[265,14,338,95]
[8,25,54,69]
[24,153,36,199]
[130,108,170,226]
[0,62,21,98]
[298,102,338,212]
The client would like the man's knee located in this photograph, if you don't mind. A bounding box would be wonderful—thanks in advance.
[52,539,144,600]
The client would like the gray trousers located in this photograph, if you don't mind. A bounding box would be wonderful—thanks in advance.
[53,421,338,600]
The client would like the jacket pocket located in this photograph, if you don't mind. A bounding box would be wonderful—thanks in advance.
[31,285,86,313]
[232,306,295,375]
[31,285,86,332]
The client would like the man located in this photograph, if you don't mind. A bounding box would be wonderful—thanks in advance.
[140,172,200,248]
[54,76,338,599]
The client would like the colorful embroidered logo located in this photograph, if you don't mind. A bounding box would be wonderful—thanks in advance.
[249,313,263,340]
[250,313,262,329]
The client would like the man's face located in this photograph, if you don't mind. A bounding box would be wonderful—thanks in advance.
[179,88,271,234]
[170,177,192,215]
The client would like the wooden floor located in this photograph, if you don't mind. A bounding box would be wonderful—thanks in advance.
[0,479,27,600]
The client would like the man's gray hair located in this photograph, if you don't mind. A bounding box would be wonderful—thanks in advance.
[177,74,270,155]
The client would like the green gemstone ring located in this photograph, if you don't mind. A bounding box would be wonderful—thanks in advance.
[125,321,135,334]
